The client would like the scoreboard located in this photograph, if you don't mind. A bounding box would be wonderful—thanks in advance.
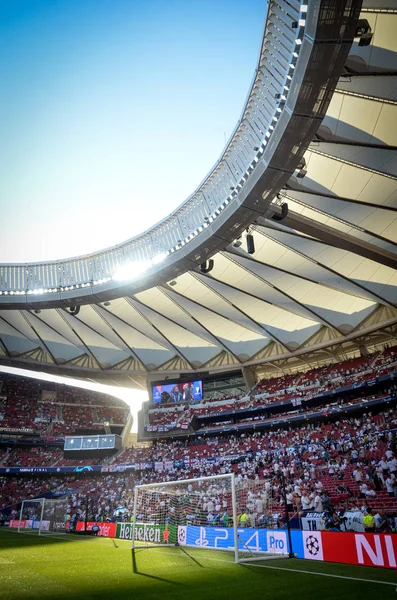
[63,434,121,458]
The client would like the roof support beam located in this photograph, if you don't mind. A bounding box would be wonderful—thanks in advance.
[225,246,377,305]
[219,252,342,332]
[125,297,195,370]
[281,194,397,253]
[158,286,243,361]
[277,210,397,270]
[164,276,287,350]
[254,224,394,306]
[20,312,57,364]
[341,68,397,78]
[308,147,397,181]
[311,137,397,152]
[99,303,180,357]
[125,295,218,355]
[56,309,103,370]
[91,305,147,371]
[285,185,397,213]
[0,314,48,359]
[0,336,10,357]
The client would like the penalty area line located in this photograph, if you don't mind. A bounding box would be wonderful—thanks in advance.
[187,554,397,587]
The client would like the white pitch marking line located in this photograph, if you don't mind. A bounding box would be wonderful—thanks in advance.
[0,530,97,543]
[186,554,397,587]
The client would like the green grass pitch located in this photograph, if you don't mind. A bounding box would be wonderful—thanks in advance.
[0,529,396,600]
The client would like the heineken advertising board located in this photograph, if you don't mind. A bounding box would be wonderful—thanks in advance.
[116,522,177,544]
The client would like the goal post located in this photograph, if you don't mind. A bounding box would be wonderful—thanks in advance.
[231,472,239,564]
[17,497,69,535]
[131,473,291,564]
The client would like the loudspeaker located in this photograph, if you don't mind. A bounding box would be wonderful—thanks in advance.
[200,260,214,274]
[246,234,255,255]
[271,202,289,222]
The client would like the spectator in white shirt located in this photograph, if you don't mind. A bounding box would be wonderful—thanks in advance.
[352,469,362,482]
[286,492,294,511]
[376,464,385,486]
[388,458,397,474]
[365,488,376,498]
[386,475,396,496]
[359,483,368,497]
[313,494,323,512]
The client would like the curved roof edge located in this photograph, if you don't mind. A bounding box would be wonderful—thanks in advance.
[0,0,361,308]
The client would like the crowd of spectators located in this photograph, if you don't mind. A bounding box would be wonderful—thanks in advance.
[0,447,62,468]
[0,374,129,437]
[200,387,397,432]
[145,346,397,432]
[1,406,397,525]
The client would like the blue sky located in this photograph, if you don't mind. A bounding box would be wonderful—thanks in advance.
[0,0,265,263]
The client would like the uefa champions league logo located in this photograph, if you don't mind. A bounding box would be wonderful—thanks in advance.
[178,527,186,545]
[305,535,320,557]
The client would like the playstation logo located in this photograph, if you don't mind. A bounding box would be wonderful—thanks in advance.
[195,527,209,547]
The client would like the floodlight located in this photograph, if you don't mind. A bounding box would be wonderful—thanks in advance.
[152,252,168,265]
[113,260,151,281]
[355,19,373,47]
[271,202,289,222]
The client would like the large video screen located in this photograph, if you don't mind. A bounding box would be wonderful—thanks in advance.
[152,380,202,405]
[64,435,117,451]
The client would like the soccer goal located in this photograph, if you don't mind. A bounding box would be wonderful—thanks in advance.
[41,497,69,534]
[18,497,69,535]
[235,478,291,562]
[131,473,291,564]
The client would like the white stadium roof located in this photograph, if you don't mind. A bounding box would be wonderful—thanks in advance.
[0,0,396,388]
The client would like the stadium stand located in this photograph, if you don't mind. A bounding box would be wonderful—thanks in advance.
[1,347,397,530]
[1,408,397,522]
[144,346,397,433]
[1,447,62,467]
[0,373,129,437]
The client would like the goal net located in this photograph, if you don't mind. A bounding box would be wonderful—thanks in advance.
[235,478,290,562]
[131,473,291,564]
[18,497,69,535]
[42,497,69,533]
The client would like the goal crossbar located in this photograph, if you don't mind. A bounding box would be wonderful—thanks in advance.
[134,473,237,489]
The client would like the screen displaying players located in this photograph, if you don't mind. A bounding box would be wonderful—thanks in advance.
[152,380,202,404]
